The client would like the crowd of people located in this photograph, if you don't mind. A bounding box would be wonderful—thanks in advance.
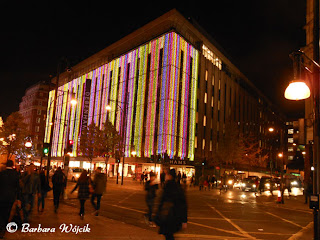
[0,160,106,239]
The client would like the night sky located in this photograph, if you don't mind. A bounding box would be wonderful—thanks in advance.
[0,0,306,120]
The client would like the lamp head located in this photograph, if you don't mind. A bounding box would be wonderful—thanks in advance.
[284,80,310,100]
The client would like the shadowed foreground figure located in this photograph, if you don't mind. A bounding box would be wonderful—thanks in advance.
[155,169,187,240]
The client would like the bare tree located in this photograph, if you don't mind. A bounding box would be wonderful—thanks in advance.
[78,121,121,171]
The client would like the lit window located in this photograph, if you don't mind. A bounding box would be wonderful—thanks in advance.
[288,129,294,134]
[203,116,206,126]
[288,138,294,143]
[35,126,40,132]
[210,140,213,151]
[288,156,294,160]
[211,96,214,107]
[288,147,294,152]
[195,137,197,148]
[204,93,207,103]
[36,117,41,124]
[205,70,208,81]
[202,139,205,149]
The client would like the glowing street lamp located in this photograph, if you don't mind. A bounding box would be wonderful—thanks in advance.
[268,127,274,133]
[284,81,311,100]
[278,153,283,158]
[105,105,112,111]
[131,150,137,157]
[25,141,32,148]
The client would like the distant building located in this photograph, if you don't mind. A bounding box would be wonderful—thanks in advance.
[19,81,50,152]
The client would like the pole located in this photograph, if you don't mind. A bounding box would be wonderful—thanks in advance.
[121,92,128,185]
[46,61,61,182]
[313,0,320,238]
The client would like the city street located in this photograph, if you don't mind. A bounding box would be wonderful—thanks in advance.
[5,178,313,240]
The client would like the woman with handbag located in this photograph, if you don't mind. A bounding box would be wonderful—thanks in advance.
[155,169,188,240]
[71,170,92,219]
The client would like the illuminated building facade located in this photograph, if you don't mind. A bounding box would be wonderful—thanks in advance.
[45,9,284,176]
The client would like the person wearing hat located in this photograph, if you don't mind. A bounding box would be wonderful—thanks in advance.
[0,160,20,239]
[144,171,158,227]
[155,169,188,240]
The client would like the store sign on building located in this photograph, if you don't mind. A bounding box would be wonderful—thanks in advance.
[81,79,92,132]
[169,159,188,165]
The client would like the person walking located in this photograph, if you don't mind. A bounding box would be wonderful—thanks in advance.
[91,167,106,216]
[176,171,181,185]
[37,169,51,213]
[155,169,187,240]
[0,160,20,239]
[160,170,166,188]
[144,172,158,227]
[71,170,91,219]
[52,167,66,213]
[199,175,204,191]
[20,163,40,221]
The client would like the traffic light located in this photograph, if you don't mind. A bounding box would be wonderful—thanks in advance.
[115,150,120,163]
[66,140,73,153]
[43,143,50,156]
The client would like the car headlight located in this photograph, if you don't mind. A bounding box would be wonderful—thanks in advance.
[266,183,270,188]
[291,181,298,186]
[242,183,246,187]
[228,180,233,185]
[75,173,80,178]
[253,184,256,188]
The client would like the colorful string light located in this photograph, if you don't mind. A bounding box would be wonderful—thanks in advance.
[44,32,199,159]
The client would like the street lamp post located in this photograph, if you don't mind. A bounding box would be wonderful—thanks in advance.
[285,1,320,233]
[105,92,137,185]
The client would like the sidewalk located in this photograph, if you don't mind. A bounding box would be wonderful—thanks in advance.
[4,187,162,240]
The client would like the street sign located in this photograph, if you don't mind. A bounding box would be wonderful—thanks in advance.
[310,195,319,210]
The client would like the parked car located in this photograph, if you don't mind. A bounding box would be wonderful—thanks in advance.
[68,167,84,182]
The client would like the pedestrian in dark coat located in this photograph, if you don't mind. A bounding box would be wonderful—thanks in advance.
[20,163,40,221]
[160,171,166,188]
[52,167,66,213]
[71,170,91,219]
[177,171,181,184]
[155,169,187,240]
[91,167,106,216]
[38,170,51,212]
[0,160,20,239]
[144,172,158,227]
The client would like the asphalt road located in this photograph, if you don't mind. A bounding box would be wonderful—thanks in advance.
[65,179,313,240]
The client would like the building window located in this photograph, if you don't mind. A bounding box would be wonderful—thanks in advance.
[288,147,294,152]
[36,117,41,123]
[202,45,222,70]
[195,137,197,148]
[288,138,294,143]
[35,126,40,132]
[288,156,294,160]
[203,116,206,126]
[205,70,208,81]
[288,129,294,134]
[37,110,41,115]
[202,139,205,150]
[204,93,207,103]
